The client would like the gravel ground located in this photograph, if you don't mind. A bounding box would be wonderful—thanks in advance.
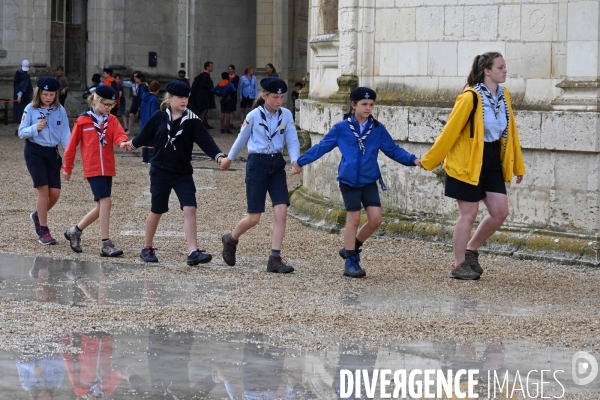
[1,120,600,362]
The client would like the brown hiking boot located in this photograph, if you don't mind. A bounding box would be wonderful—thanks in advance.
[450,261,480,280]
[465,250,483,275]
[222,234,237,266]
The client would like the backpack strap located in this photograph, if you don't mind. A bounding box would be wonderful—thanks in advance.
[467,89,478,138]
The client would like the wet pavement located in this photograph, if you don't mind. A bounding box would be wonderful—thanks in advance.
[0,254,599,399]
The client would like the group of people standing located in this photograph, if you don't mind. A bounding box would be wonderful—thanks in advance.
[14,51,525,280]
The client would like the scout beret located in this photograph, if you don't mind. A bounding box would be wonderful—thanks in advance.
[350,87,377,102]
[95,85,118,100]
[260,77,287,94]
[165,80,191,97]
[36,76,61,91]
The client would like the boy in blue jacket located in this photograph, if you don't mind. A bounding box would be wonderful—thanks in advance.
[139,81,160,163]
[293,87,422,278]
[212,72,237,133]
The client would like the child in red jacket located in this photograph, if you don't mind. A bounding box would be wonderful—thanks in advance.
[62,86,130,256]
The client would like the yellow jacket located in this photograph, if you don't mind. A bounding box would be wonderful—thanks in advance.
[421,87,526,185]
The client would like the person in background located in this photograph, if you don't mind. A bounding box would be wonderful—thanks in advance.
[82,73,101,100]
[13,59,33,125]
[265,63,278,78]
[227,64,239,129]
[238,66,257,126]
[55,66,69,106]
[291,82,303,122]
[177,69,189,84]
[139,80,161,163]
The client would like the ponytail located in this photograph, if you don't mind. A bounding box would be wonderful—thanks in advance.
[465,51,503,88]
[252,90,269,110]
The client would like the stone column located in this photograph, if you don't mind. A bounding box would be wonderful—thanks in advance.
[332,0,358,100]
[552,1,600,111]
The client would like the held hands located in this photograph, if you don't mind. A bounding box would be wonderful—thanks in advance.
[62,169,71,181]
[120,141,132,152]
[219,157,232,171]
[291,162,302,175]
[36,119,47,132]
[414,158,423,168]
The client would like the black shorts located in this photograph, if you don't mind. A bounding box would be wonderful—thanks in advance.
[240,96,254,109]
[245,153,289,213]
[24,140,62,189]
[339,181,381,212]
[149,166,197,214]
[220,101,233,114]
[87,176,113,201]
[129,97,141,115]
[444,140,507,202]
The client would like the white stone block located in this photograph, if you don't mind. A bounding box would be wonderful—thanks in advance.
[428,42,458,77]
[554,153,597,192]
[498,5,521,41]
[567,1,599,41]
[396,0,424,6]
[551,42,567,79]
[376,0,396,7]
[375,7,416,42]
[558,2,567,42]
[523,78,561,105]
[506,42,552,79]
[438,77,467,93]
[464,6,498,41]
[457,42,506,76]
[458,0,494,4]
[415,7,444,41]
[521,4,557,42]
[398,42,428,76]
[508,186,551,227]
[520,150,554,189]
[406,106,447,144]
[541,112,600,152]
[550,189,592,230]
[423,0,455,5]
[376,106,409,141]
[444,6,463,39]
[566,41,599,78]
[378,43,400,76]
[514,111,542,149]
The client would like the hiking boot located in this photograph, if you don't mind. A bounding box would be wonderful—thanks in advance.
[222,234,237,266]
[343,255,366,278]
[38,227,57,245]
[465,250,483,275]
[64,228,82,253]
[338,248,362,259]
[187,249,212,266]
[100,240,124,257]
[225,129,233,134]
[140,246,159,263]
[30,257,51,279]
[267,255,294,273]
[450,261,481,280]
[30,211,41,234]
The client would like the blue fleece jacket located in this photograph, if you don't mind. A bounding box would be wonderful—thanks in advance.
[139,92,159,130]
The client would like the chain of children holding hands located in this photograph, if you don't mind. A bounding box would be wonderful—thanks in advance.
[18,51,524,279]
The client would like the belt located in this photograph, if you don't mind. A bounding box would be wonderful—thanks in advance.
[248,153,283,159]
[27,139,58,149]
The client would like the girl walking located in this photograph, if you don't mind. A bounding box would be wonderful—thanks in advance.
[62,86,130,256]
[421,52,526,280]
[18,76,71,245]
[124,80,226,266]
[293,87,422,278]
[219,77,300,273]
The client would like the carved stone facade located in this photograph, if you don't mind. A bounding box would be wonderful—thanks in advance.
[295,0,600,264]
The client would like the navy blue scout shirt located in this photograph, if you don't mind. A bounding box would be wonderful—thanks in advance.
[297,115,416,188]
[131,109,225,175]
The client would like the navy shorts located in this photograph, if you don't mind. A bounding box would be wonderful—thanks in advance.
[245,153,289,213]
[24,140,62,189]
[87,176,113,201]
[445,140,507,202]
[339,181,381,212]
[240,96,254,108]
[119,100,126,116]
[129,97,141,115]
[149,166,197,214]
[220,100,233,114]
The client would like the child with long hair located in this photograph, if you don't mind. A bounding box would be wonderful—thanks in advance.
[123,80,226,266]
[219,77,300,273]
[293,87,422,278]
[62,86,130,256]
[18,76,71,245]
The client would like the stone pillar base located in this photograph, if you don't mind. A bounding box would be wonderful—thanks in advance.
[552,79,600,111]
[329,75,358,102]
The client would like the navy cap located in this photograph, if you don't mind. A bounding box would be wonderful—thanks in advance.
[260,77,287,94]
[165,80,191,97]
[95,85,118,101]
[36,76,61,91]
[350,87,376,102]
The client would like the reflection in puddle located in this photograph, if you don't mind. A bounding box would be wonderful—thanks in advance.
[0,254,598,398]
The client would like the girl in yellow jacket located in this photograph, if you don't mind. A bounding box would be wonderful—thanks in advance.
[421,51,525,280]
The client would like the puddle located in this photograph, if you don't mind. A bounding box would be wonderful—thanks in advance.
[0,330,597,398]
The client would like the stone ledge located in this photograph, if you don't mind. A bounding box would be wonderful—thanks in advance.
[289,187,600,266]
